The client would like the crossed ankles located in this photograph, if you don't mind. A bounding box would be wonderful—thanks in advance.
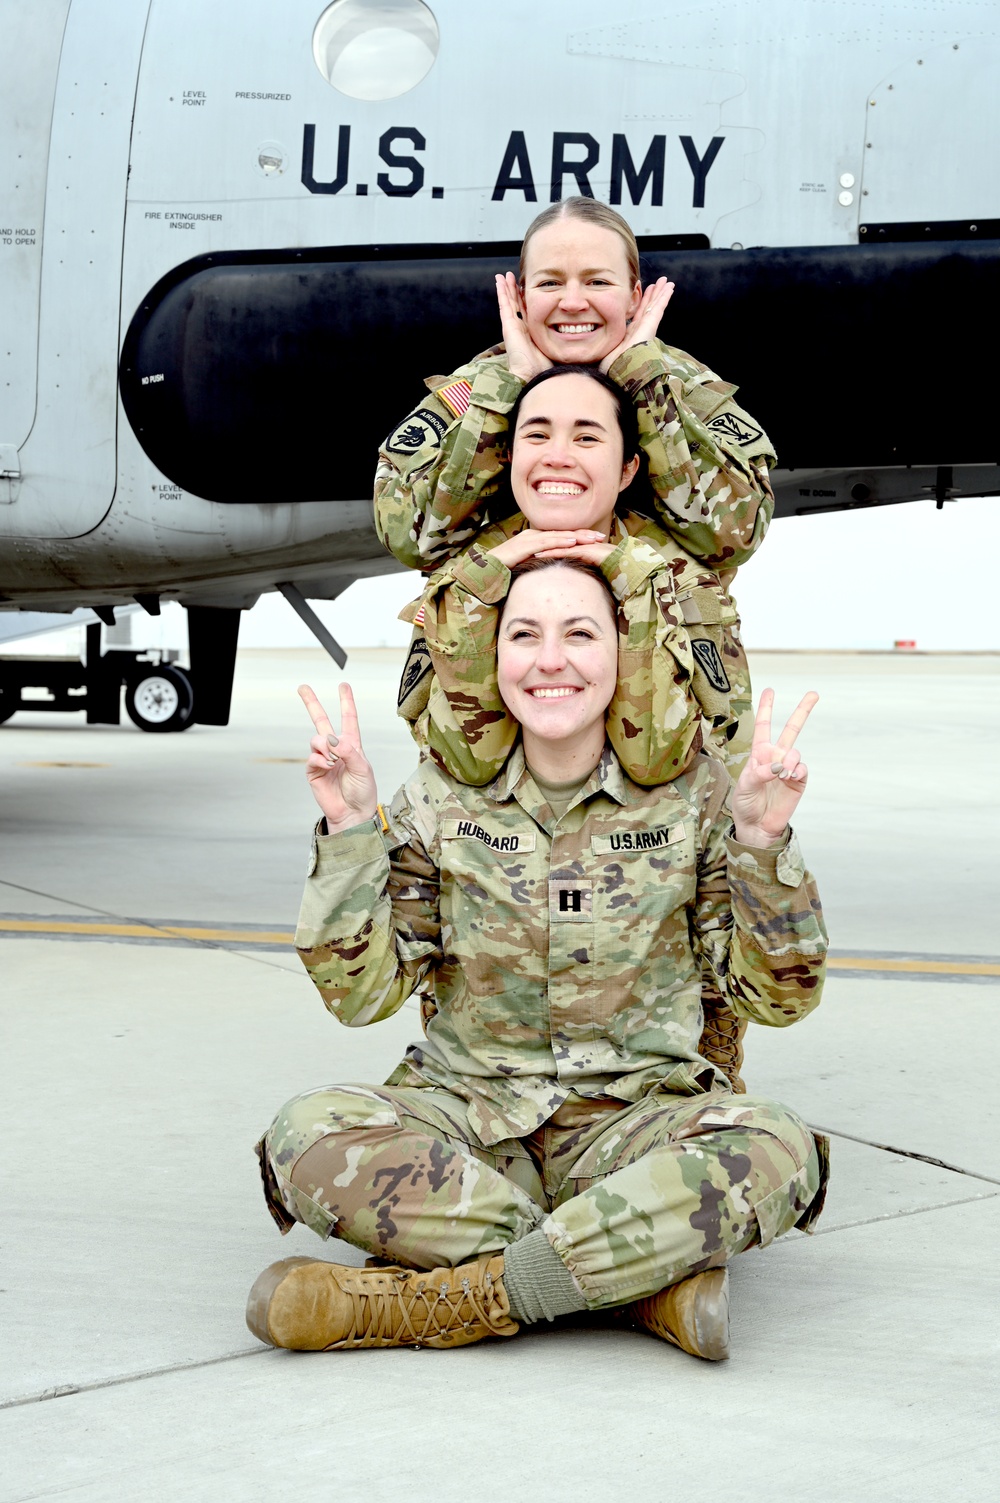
[247,1254,729,1361]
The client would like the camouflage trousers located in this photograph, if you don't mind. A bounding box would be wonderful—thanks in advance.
[257,1083,827,1310]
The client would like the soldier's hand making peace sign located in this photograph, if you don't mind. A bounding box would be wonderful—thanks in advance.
[731,689,819,848]
[299,683,379,834]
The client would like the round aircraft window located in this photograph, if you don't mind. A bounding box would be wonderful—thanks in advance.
[313,1,439,101]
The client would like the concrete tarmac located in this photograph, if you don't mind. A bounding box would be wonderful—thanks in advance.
[1,649,998,1501]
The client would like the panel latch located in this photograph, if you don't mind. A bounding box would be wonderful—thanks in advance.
[0,444,20,504]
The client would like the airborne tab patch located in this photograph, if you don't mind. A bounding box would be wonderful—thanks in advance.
[385,407,448,457]
[706,410,763,448]
[442,819,537,854]
[592,824,686,855]
[397,634,433,718]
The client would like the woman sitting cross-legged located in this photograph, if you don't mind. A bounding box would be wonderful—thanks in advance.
[247,557,829,1361]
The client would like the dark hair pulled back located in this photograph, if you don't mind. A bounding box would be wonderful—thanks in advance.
[509,364,640,465]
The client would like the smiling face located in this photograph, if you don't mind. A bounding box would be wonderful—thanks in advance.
[497,565,617,772]
[520,219,641,366]
[510,372,640,536]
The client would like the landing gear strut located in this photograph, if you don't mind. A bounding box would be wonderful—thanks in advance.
[0,605,243,733]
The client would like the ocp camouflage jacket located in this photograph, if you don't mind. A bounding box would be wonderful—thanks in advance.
[296,745,827,1147]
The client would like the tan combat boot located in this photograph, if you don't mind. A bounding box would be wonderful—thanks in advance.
[246,1253,518,1351]
[630,1266,730,1361]
[699,994,747,1093]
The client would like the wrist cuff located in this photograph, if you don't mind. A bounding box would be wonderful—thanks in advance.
[606,339,667,394]
[451,546,512,604]
[727,827,805,888]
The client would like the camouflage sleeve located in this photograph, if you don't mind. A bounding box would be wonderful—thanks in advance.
[691,763,828,1026]
[373,350,524,572]
[294,794,441,1027]
[420,540,518,786]
[418,530,706,788]
[607,339,775,569]
[621,513,751,776]
[601,536,704,785]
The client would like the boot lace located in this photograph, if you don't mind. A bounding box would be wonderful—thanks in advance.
[342,1267,499,1348]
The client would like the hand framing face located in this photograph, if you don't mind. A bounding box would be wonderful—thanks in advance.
[495,272,554,383]
[598,276,675,373]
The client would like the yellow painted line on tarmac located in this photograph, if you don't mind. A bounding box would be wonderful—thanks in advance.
[0,918,294,945]
[2,918,999,976]
[18,761,111,768]
[828,956,1000,978]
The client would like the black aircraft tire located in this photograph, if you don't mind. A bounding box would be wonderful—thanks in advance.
[0,689,16,725]
[125,666,195,733]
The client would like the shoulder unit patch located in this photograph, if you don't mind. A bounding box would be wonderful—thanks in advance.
[385,407,449,457]
[397,634,433,715]
[691,638,732,693]
[706,410,763,448]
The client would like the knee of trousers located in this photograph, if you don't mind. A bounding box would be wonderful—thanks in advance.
[576,1090,824,1250]
[536,1095,825,1305]
[696,1093,826,1245]
[258,1085,405,1236]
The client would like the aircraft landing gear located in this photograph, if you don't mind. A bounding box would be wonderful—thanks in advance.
[0,621,199,733]
[124,664,195,733]
[0,603,243,733]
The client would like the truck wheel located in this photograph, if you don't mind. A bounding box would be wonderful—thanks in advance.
[125,666,194,733]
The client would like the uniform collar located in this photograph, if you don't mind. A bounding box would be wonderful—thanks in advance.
[487,742,629,810]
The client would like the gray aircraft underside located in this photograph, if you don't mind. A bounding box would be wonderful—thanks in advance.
[1,0,998,632]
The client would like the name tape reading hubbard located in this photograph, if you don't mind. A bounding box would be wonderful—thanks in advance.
[442,820,537,853]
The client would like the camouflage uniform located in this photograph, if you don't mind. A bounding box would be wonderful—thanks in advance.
[406,508,748,789]
[377,339,775,784]
[256,747,829,1309]
[374,339,776,573]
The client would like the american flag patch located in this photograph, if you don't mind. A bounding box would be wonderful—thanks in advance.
[436,380,472,419]
[413,604,426,626]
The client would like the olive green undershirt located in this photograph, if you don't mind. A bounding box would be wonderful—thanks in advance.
[527,767,593,821]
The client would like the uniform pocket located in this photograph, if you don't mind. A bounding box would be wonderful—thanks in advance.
[754,1135,826,1247]
[677,1098,827,1246]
